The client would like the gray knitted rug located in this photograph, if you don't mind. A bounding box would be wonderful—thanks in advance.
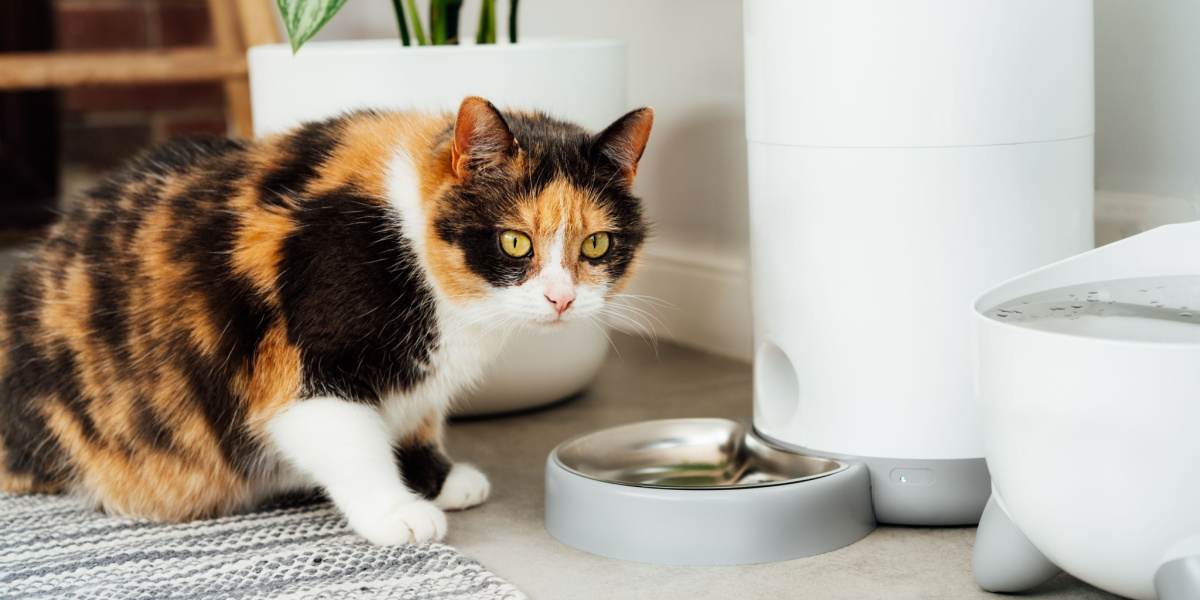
[0,493,526,600]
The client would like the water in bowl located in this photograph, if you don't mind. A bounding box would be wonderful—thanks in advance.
[986,275,1200,343]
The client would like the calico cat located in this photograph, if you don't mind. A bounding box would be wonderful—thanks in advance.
[0,97,652,544]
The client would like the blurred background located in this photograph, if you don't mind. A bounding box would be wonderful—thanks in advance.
[1,0,1198,361]
[2,0,228,231]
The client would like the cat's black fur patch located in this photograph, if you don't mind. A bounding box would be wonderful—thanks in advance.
[280,187,439,403]
[259,119,343,208]
[133,399,177,452]
[393,443,453,499]
[85,206,134,365]
[0,267,71,485]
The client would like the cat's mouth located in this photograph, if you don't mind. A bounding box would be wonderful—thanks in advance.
[528,309,587,328]
[533,314,569,327]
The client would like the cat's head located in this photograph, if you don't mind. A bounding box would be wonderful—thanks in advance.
[424,97,653,328]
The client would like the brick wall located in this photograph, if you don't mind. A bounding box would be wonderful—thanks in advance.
[55,0,229,168]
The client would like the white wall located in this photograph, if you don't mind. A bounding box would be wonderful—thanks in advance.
[1094,0,1200,243]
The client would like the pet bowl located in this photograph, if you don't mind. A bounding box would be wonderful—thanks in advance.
[545,418,875,565]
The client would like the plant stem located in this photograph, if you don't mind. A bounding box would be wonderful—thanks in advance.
[430,0,462,45]
[508,0,519,43]
[476,0,496,44]
[430,0,445,45]
[405,0,428,45]
[391,0,412,46]
[444,0,462,44]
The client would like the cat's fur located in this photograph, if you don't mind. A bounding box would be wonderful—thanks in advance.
[0,97,652,544]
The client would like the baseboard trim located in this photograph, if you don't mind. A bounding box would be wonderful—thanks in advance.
[1095,189,1199,245]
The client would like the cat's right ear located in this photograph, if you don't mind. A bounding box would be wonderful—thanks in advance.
[451,96,517,179]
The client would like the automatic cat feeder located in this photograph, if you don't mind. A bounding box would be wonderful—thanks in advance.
[545,0,1094,565]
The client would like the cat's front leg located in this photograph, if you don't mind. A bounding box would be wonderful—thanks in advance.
[393,413,490,511]
[266,397,447,545]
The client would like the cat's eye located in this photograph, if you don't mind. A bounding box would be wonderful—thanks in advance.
[581,232,611,259]
[499,230,533,258]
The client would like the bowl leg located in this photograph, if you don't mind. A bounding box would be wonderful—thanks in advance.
[972,494,1060,592]
[1156,557,1200,600]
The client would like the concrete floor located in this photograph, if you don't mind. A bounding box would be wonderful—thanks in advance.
[0,241,1117,599]
[445,335,1120,600]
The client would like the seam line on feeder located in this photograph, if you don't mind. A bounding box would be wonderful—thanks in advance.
[745,132,1094,151]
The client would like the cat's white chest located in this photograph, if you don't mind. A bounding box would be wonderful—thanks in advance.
[378,308,502,438]
[380,147,507,438]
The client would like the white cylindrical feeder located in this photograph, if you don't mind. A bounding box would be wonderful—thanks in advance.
[744,0,1095,524]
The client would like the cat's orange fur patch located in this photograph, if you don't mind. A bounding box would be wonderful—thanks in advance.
[417,123,493,302]
[241,322,302,427]
[40,259,90,348]
[138,199,229,357]
[403,412,444,448]
[423,241,489,300]
[44,396,247,520]
[231,206,294,301]
[509,177,618,285]
[316,113,407,198]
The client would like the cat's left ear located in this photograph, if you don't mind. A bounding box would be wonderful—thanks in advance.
[451,96,518,179]
[593,107,654,184]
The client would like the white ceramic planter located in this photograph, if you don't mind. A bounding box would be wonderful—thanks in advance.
[248,39,626,416]
[248,39,626,135]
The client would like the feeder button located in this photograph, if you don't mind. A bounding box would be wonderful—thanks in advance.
[890,468,934,486]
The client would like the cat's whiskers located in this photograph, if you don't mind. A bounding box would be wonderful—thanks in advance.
[597,305,660,356]
[617,309,670,350]
[599,304,655,336]
[604,294,672,333]
[583,314,623,359]
[610,292,675,310]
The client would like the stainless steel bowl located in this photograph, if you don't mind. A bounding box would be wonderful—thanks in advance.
[553,418,846,489]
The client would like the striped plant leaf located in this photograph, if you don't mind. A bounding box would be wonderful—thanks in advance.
[277,0,349,53]
[508,0,519,43]
[476,0,496,44]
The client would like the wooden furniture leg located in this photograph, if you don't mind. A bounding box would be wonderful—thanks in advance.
[208,0,252,137]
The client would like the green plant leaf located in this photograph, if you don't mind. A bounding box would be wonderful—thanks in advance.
[392,0,412,46]
[405,0,428,45]
[430,0,463,45]
[431,0,446,45]
[276,0,349,53]
[508,0,519,43]
[476,0,496,44]
[444,0,463,44]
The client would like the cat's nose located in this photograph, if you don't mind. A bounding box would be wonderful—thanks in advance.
[544,291,575,316]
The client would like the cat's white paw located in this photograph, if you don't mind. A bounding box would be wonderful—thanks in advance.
[434,463,491,511]
[352,499,447,545]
